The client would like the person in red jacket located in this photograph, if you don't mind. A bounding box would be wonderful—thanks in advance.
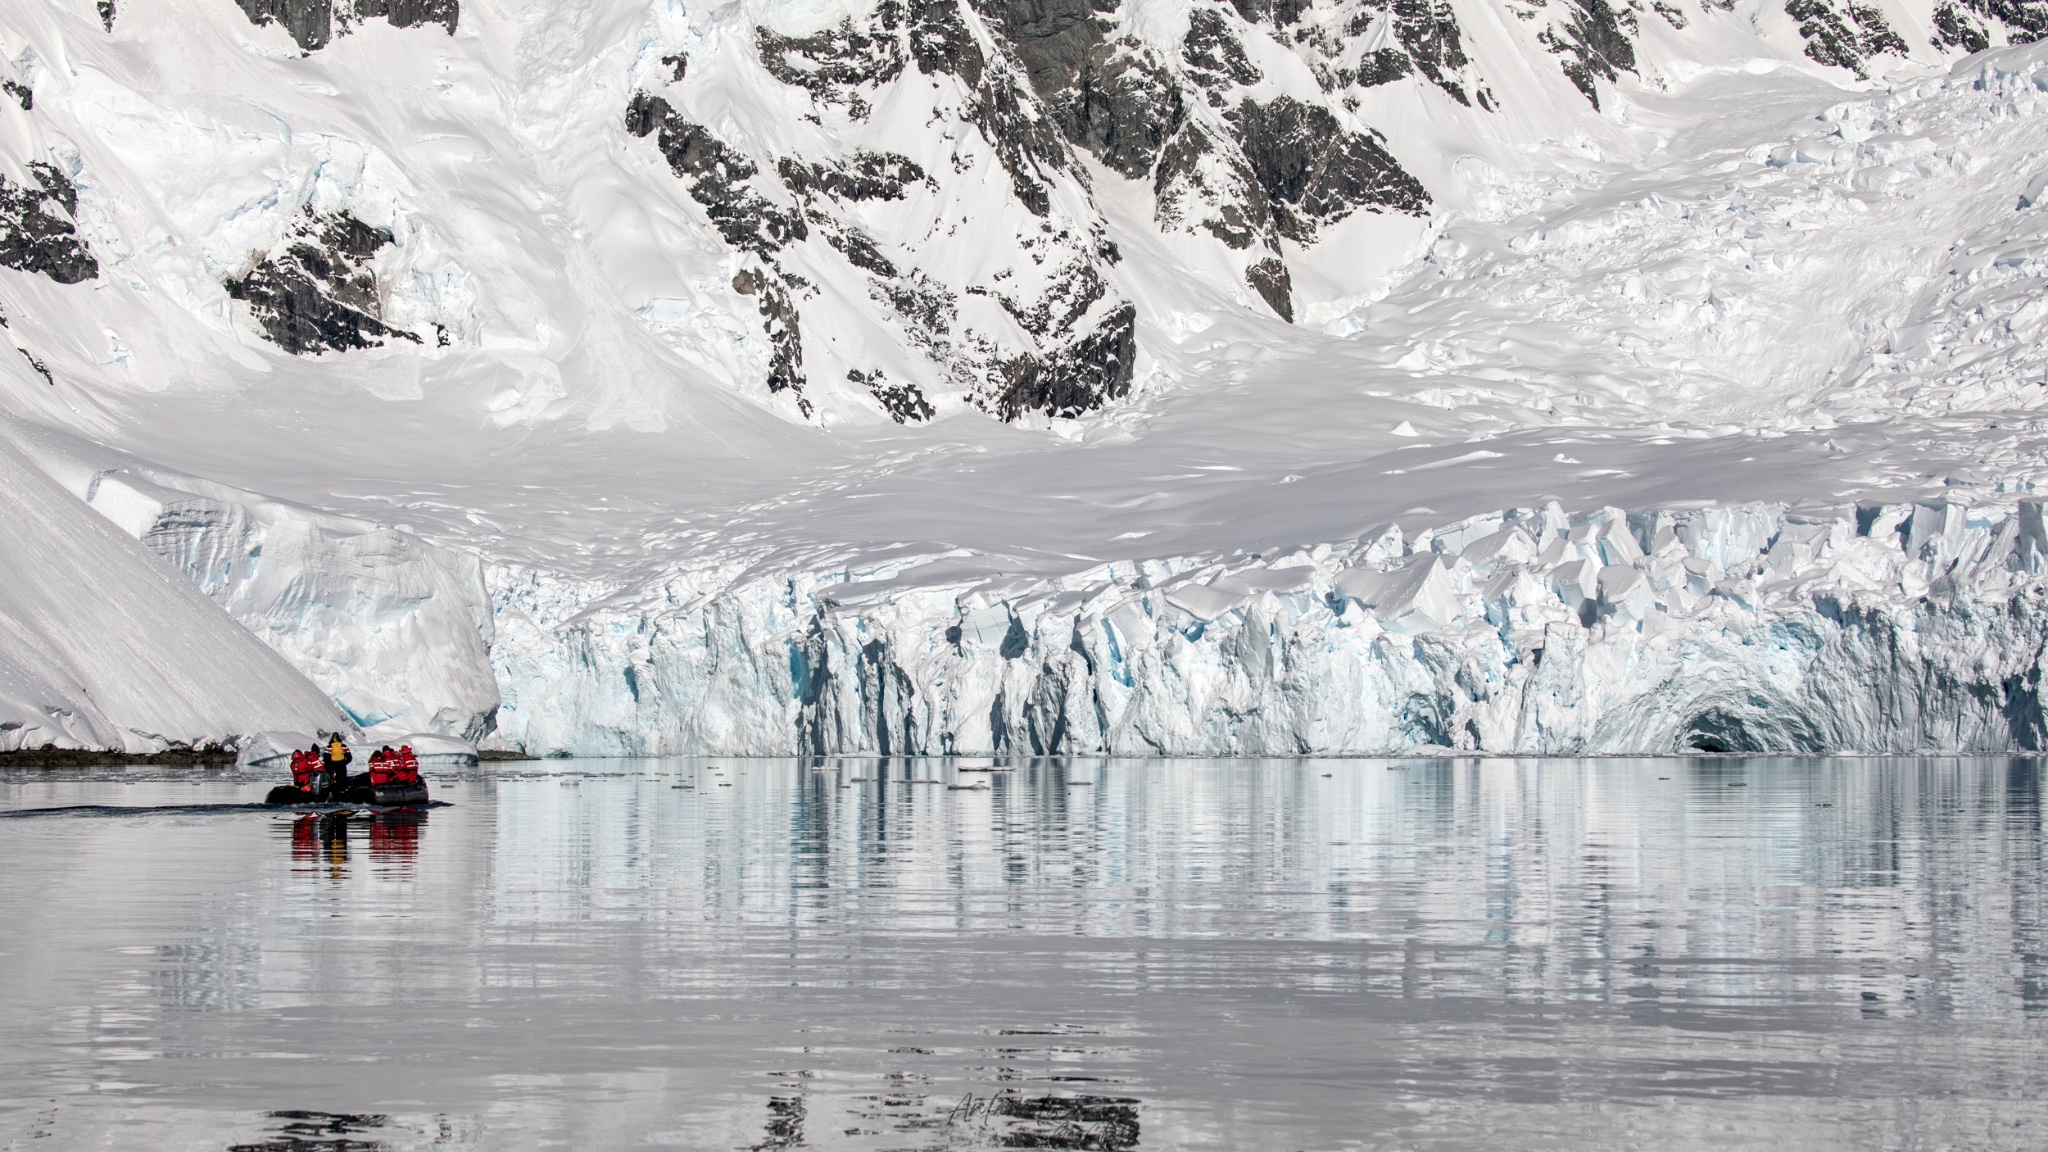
[290,749,317,792]
[396,745,421,784]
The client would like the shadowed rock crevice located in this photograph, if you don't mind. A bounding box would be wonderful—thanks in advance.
[1,163,98,284]
[224,207,419,355]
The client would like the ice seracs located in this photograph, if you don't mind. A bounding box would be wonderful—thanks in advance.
[482,495,2048,757]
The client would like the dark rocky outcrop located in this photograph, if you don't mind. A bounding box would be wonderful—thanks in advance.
[234,0,458,53]
[1246,256,1293,321]
[631,93,815,407]
[757,18,904,119]
[1049,37,1184,179]
[750,273,807,406]
[1226,0,1309,26]
[1783,0,1906,79]
[627,93,806,260]
[1183,9,1264,92]
[636,0,1138,422]
[1962,0,2048,40]
[1388,0,1476,105]
[1229,96,1429,240]
[850,368,936,422]
[1934,2,1993,50]
[992,301,1136,420]
[0,163,98,285]
[97,0,115,30]
[979,0,1111,101]
[4,81,29,112]
[777,152,927,202]
[18,348,53,385]
[224,208,419,355]
[1154,119,1276,250]
[1539,0,1638,107]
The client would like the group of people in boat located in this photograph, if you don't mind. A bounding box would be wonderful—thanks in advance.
[269,733,429,806]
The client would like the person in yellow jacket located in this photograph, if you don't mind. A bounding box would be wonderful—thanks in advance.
[321,734,353,799]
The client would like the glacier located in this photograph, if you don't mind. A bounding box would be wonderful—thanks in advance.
[489,497,2048,755]
[7,0,2048,753]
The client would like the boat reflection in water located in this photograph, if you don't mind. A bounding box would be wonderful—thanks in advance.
[286,809,426,877]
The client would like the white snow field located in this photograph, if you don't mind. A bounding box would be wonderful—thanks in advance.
[5,0,2048,753]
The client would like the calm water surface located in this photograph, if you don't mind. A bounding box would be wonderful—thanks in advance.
[0,756,2043,1150]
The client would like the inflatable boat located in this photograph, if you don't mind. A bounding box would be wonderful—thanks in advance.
[265,775,431,807]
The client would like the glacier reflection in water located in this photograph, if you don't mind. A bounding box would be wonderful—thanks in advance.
[0,756,2044,1150]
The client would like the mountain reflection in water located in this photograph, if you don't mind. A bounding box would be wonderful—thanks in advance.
[0,756,2043,1150]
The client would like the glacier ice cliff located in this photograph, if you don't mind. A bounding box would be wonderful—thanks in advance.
[488,497,2048,756]
[0,433,346,752]
[81,468,501,741]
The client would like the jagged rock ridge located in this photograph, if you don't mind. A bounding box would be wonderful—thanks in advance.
[224,207,422,356]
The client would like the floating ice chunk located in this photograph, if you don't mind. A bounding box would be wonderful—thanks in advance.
[236,730,324,769]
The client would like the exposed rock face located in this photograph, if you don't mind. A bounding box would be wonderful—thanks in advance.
[1785,0,1907,78]
[224,208,420,356]
[1536,0,1638,107]
[851,369,936,423]
[1230,97,1429,239]
[1245,257,1293,322]
[0,163,97,285]
[626,0,1142,422]
[945,0,1437,328]
[234,0,457,53]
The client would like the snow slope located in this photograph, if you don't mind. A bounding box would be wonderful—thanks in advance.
[0,422,345,751]
[6,0,2048,751]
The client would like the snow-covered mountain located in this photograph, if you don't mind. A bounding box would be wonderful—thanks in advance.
[7,0,2048,753]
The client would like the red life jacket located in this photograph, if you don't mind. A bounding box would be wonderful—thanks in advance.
[397,746,420,783]
[368,750,393,787]
[290,749,316,789]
